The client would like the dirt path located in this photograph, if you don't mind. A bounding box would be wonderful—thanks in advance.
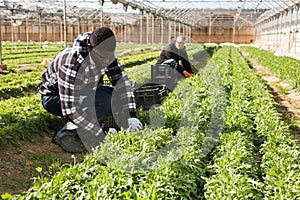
[0,132,85,195]
[242,52,300,146]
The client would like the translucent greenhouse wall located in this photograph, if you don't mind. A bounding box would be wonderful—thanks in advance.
[254,4,300,59]
[0,15,254,45]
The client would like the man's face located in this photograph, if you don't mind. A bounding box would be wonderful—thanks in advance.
[175,40,186,49]
[90,47,114,67]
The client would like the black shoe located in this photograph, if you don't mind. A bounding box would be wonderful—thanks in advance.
[53,129,87,153]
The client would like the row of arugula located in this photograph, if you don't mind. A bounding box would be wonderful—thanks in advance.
[0,43,299,199]
[240,46,300,92]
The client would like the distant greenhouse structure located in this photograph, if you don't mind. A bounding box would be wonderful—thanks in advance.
[1,0,300,56]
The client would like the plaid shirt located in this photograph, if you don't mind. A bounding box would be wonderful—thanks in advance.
[38,32,136,135]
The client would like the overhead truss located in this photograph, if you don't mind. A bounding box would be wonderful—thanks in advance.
[0,0,299,28]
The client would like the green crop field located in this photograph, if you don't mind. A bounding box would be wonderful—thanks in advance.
[1,41,299,199]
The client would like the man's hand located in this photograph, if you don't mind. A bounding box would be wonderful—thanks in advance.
[183,70,194,78]
[127,118,144,131]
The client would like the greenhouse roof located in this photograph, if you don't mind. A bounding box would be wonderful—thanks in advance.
[0,0,299,27]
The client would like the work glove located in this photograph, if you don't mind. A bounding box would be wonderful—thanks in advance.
[127,118,144,131]
[108,128,117,134]
[163,59,177,68]
[183,70,194,78]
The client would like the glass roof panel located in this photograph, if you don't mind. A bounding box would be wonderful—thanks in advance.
[0,0,298,27]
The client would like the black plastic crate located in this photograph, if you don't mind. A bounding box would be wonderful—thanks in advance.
[151,64,183,91]
[134,83,169,110]
[151,64,175,84]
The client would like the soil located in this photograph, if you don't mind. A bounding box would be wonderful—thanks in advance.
[242,52,300,146]
[0,53,300,196]
[0,131,85,195]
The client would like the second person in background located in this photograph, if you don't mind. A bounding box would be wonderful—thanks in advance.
[157,35,194,78]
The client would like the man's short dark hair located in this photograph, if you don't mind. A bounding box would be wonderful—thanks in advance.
[90,27,116,51]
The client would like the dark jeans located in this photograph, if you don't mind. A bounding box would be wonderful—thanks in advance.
[41,93,63,117]
[41,85,113,120]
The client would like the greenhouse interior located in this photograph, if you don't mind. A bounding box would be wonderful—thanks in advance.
[0,0,300,199]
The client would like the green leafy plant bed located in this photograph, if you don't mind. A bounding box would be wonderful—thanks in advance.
[0,94,64,148]
[119,51,161,68]
[10,44,219,199]
[0,71,43,99]
[240,46,300,91]
[2,44,299,199]
[14,54,220,199]
[204,46,300,199]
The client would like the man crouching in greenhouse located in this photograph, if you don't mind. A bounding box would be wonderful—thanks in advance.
[157,35,194,78]
[38,27,143,153]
